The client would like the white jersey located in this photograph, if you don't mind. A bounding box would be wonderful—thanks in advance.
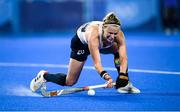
[77,21,113,49]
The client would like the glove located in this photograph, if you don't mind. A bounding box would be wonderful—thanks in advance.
[115,72,129,89]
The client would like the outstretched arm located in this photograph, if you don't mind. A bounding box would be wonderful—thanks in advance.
[87,25,113,88]
[87,26,103,74]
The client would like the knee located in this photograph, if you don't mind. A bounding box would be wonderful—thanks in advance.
[65,80,77,86]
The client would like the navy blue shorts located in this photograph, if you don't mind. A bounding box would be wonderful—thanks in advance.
[70,34,90,62]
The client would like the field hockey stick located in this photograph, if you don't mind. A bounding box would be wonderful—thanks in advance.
[41,82,116,97]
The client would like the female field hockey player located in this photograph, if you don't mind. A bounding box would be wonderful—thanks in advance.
[30,12,140,93]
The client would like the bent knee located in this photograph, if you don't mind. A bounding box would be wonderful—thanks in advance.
[65,80,77,86]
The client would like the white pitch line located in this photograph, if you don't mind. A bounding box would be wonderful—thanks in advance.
[0,62,180,75]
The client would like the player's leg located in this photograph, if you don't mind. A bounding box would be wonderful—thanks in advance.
[30,34,88,92]
[30,59,85,92]
[43,58,85,86]
[64,33,89,86]
[65,58,85,86]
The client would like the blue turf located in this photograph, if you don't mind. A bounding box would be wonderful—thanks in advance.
[0,33,180,111]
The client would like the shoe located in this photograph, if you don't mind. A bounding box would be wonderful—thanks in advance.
[30,70,48,92]
[117,81,140,94]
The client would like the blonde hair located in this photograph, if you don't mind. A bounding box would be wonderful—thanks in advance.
[103,12,121,26]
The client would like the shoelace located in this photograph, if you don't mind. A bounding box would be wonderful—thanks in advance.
[35,75,41,82]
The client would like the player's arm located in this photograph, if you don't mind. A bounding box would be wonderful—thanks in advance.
[116,31,128,74]
[115,30,129,88]
[87,25,113,87]
[86,25,103,74]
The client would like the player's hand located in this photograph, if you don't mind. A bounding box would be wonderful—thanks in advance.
[104,75,113,88]
[115,72,128,89]
[106,78,113,88]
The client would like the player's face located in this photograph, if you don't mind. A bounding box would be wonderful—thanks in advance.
[103,25,119,44]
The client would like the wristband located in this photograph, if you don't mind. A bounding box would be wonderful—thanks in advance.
[100,70,108,78]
